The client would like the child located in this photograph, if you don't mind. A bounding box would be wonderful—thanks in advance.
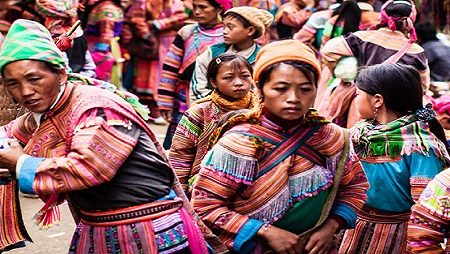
[170,53,259,195]
[190,6,273,104]
[338,63,450,254]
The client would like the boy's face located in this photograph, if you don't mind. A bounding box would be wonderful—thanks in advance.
[222,16,254,45]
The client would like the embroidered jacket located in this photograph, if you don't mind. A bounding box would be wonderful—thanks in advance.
[191,116,368,253]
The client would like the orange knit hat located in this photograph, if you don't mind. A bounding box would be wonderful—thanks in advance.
[253,39,321,84]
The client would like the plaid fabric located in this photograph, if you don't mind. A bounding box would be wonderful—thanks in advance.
[0,19,68,73]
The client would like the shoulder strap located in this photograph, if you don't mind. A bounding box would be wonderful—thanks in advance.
[383,41,412,64]
[299,130,351,238]
[255,125,321,180]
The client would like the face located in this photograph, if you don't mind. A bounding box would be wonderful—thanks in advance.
[355,88,375,120]
[222,16,254,45]
[3,60,67,113]
[193,0,222,25]
[210,60,253,100]
[262,63,316,121]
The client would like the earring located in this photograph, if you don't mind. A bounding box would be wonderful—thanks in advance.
[217,13,222,22]
[372,107,379,124]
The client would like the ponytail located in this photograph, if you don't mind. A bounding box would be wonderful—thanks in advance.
[331,1,362,38]
[428,118,450,155]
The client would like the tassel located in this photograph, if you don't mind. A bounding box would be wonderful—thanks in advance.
[33,195,61,229]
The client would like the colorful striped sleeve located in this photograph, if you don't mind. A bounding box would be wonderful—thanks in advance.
[169,107,204,192]
[407,170,450,253]
[191,132,262,251]
[157,34,186,110]
[32,108,138,195]
[332,143,369,228]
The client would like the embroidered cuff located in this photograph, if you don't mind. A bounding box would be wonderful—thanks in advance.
[233,219,264,253]
[18,157,45,194]
[331,203,356,228]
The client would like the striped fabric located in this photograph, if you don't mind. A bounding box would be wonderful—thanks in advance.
[69,208,197,253]
[338,117,450,254]
[125,0,186,96]
[85,1,124,51]
[0,181,31,251]
[169,91,257,194]
[407,169,450,253]
[191,115,368,252]
[338,206,410,254]
[157,23,224,111]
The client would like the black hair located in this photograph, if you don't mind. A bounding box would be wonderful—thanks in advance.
[206,0,223,11]
[357,63,450,153]
[257,60,319,89]
[376,0,413,32]
[223,12,259,39]
[207,53,253,82]
[415,22,438,44]
[330,1,362,39]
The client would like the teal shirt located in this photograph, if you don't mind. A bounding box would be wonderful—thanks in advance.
[363,151,444,213]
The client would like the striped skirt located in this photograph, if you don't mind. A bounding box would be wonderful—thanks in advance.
[68,199,208,254]
[337,206,410,254]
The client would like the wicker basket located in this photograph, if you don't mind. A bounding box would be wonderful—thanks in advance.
[0,84,25,126]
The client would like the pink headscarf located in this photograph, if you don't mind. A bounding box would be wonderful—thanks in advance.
[214,0,233,11]
[380,0,417,42]
[432,95,450,115]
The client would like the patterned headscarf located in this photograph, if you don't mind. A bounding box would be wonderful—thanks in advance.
[35,0,79,32]
[0,19,68,74]
[380,0,417,42]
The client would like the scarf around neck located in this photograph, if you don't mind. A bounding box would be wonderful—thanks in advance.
[351,115,450,163]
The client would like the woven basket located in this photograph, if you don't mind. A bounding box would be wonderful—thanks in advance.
[0,84,25,126]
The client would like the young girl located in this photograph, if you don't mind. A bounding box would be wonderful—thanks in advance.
[191,40,368,253]
[338,63,450,254]
[170,53,258,195]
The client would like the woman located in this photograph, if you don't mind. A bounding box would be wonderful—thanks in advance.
[191,39,369,253]
[0,19,224,254]
[338,63,450,254]
[83,0,124,83]
[319,0,430,128]
[124,0,188,124]
[157,0,231,149]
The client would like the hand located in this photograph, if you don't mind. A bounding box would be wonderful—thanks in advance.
[0,139,24,173]
[258,225,303,254]
[160,109,173,122]
[304,218,340,254]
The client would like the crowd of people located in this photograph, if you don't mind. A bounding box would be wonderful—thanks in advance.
[0,0,450,253]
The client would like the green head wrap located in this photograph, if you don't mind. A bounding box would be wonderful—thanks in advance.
[0,19,68,74]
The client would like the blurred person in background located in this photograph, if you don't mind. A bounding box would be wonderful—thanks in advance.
[416,22,450,82]
[157,0,232,149]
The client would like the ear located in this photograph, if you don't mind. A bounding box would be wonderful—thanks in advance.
[59,68,68,85]
[373,94,384,109]
[209,78,218,89]
[247,26,256,38]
